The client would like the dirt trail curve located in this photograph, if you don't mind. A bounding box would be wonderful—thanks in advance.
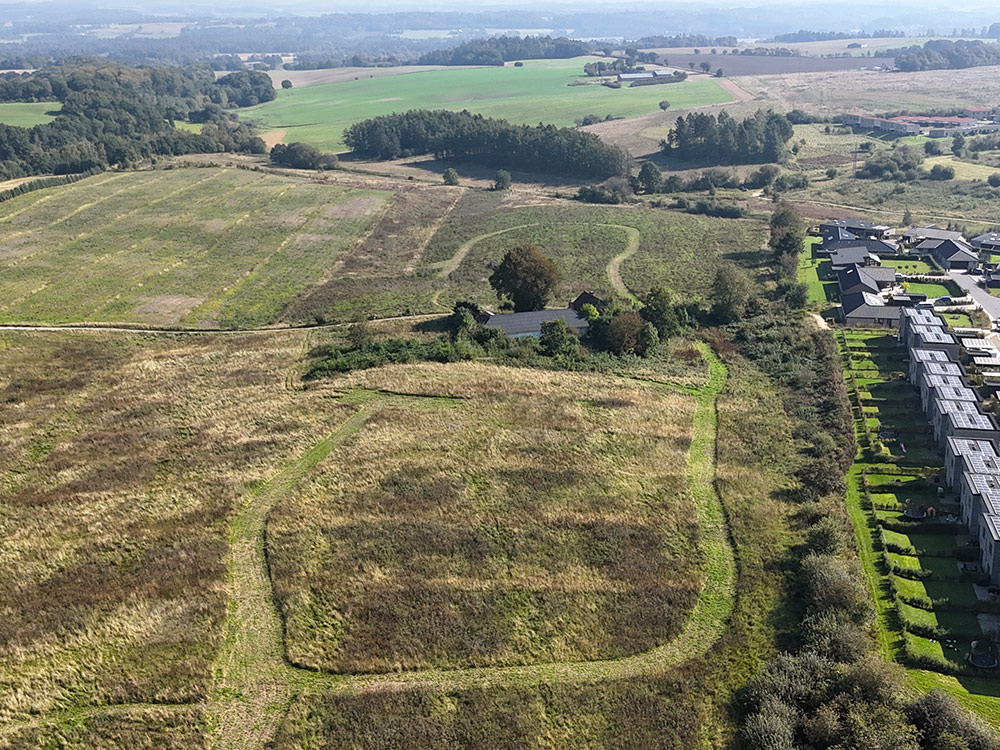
[428,223,540,279]
[603,224,641,302]
[207,402,376,750]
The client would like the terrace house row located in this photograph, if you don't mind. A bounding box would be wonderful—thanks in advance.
[902,307,1000,585]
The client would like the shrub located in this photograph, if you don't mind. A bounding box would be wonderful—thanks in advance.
[989,173,1000,187]
[442,167,459,185]
[806,516,849,556]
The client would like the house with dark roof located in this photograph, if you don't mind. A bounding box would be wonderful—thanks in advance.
[482,308,589,338]
[830,246,882,273]
[839,292,900,328]
[837,266,879,296]
[903,225,966,245]
[985,270,1000,289]
[820,226,857,250]
[819,218,894,240]
[821,237,899,257]
[569,291,606,312]
[924,239,980,270]
[972,232,1000,252]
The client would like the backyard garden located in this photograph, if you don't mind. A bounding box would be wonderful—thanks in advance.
[840,330,1000,726]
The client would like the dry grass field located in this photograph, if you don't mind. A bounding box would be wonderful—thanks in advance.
[0,329,353,734]
[0,167,390,328]
[269,362,700,672]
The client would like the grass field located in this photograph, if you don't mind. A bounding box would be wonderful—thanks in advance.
[242,57,735,152]
[0,329,355,733]
[839,330,1000,729]
[269,362,700,672]
[0,101,57,127]
[0,167,392,328]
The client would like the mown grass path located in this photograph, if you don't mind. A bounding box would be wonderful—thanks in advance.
[428,223,540,279]
[603,224,641,302]
[206,402,376,750]
[205,343,734,748]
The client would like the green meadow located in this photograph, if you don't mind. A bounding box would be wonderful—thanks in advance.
[242,57,734,152]
[0,101,58,127]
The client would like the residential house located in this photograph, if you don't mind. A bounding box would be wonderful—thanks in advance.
[819,218,895,240]
[900,307,946,348]
[821,236,899,256]
[908,347,955,384]
[482,308,589,338]
[903,226,966,246]
[945,437,1000,491]
[921,239,980,271]
[936,405,1000,451]
[910,326,960,359]
[830,246,883,273]
[927,384,980,426]
[959,473,1000,534]
[837,266,879,296]
[839,292,900,328]
[921,375,969,414]
[569,291,606,313]
[978,514,1000,584]
[972,232,1000,252]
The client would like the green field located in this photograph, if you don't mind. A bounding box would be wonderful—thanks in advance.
[0,168,391,328]
[798,237,836,305]
[0,101,58,127]
[243,57,735,152]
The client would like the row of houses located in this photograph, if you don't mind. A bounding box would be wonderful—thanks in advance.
[900,307,1000,585]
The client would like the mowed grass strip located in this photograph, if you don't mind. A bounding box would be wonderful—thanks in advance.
[268,362,700,672]
[242,57,734,152]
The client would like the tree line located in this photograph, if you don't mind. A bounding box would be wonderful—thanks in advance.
[0,60,271,179]
[660,109,795,165]
[343,109,628,179]
[417,36,593,66]
[885,39,1000,71]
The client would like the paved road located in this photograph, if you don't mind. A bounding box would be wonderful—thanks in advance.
[947,271,1000,321]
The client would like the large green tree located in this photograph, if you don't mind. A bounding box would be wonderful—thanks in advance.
[488,245,562,312]
[710,265,753,323]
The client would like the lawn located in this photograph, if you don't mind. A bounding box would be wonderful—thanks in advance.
[838,329,1000,728]
[883,258,932,275]
[242,57,735,152]
[904,282,952,299]
[0,167,392,328]
[0,101,58,127]
[798,236,836,305]
[925,155,1000,182]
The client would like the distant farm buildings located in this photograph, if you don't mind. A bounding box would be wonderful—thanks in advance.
[843,111,1000,138]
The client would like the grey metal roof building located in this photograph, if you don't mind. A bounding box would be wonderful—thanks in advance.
[482,308,589,338]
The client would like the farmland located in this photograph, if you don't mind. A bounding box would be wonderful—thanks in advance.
[0,102,57,127]
[0,164,766,329]
[0,167,392,328]
[242,57,735,152]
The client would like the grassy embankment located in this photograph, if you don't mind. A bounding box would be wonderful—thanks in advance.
[838,329,1000,729]
[242,57,734,152]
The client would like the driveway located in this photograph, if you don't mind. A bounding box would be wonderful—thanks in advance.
[947,271,1000,320]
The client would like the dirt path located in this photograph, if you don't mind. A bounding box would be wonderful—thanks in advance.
[260,130,286,149]
[603,224,641,301]
[207,402,376,750]
[718,78,755,103]
[809,312,831,330]
[428,223,540,279]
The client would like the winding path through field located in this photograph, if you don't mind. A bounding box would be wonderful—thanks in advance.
[603,224,641,302]
[200,343,734,748]
[428,223,540,279]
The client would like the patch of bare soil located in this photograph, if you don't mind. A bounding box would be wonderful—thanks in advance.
[131,295,204,325]
[263,65,482,89]
[325,194,385,219]
[260,130,286,149]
